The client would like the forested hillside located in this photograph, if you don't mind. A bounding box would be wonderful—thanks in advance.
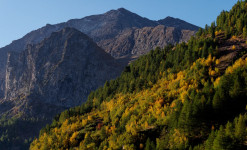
[30,1,247,149]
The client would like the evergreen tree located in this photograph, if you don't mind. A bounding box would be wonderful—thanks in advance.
[225,122,234,138]
[145,138,156,150]
[234,114,246,143]
[210,22,216,38]
[205,131,215,150]
[212,126,226,150]
[243,26,247,38]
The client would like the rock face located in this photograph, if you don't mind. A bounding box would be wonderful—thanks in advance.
[2,27,122,117]
[103,25,197,57]
[0,8,199,98]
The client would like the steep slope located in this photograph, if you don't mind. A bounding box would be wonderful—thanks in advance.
[99,25,197,57]
[0,8,199,97]
[3,27,122,116]
[31,1,247,150]
[0,27,123,149]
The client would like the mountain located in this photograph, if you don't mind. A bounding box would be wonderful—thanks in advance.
[30,1,247,150]
[0,8,199,149]
[0,27,123,149]
[0,8,199,98]
[3,27,122,116]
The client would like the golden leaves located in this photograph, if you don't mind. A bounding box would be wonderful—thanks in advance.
[226,58,247,74]
[69,131,79,146]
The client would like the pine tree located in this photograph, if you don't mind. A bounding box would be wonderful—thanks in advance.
[212,126,226,150]
[212,90,222,110]
[145,138,156,150]
[243,27,247,38]
[234,114,246,143]
[205,131,215,150]
[210,22,216,38]
[225,122,234,138]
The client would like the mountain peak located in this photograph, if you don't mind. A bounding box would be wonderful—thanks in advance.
[61,27,78,32]
[117,7,128,11]
[158,16,199,30]
[116,7,131,13]
[164,16,176,20]
[105,7,137,17]
[59,27,85,36]
[5,26,118,107]
[46,27,93,44]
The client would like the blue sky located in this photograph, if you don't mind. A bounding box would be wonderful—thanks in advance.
[0,0,239,48]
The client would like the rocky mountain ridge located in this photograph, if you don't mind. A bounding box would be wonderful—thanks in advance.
[0,8,198,98]
[1,27,122,117]
[1,8,198,57]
